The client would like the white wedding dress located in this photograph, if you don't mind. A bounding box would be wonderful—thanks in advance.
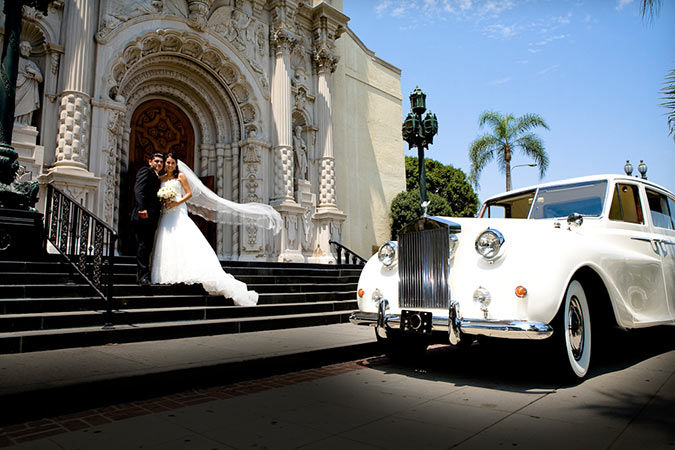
[150,178,258,306]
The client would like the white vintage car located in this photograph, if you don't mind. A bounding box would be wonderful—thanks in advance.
[351,174,675,380]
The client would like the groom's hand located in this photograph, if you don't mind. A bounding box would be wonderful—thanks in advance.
[138,210,148,219]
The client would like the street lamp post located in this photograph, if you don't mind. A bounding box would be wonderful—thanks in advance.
[402,86,438,204]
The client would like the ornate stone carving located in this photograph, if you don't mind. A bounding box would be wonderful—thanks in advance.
[55,93,90,168]
[207,6,269,94]
[319,157,336,206]
[50,52,60,75]
[187,0,211,31]
[286,214,298,248]
[274,147,293,200]
[293,125,307,181]
[301,205,315,251]
[14,41,43,127]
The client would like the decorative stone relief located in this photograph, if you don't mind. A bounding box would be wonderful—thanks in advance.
[301,205,315,252]
[330,220,342,243]
[102,109,125,225]
[186,0,212,31]
[207,6,269,93]
[286,215,298,248]
[97,0,190,43]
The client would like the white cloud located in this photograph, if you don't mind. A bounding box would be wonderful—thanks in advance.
[483,23,519,38]
[536,64,560,76]
[616,0,634,11]
[489,77,512,85]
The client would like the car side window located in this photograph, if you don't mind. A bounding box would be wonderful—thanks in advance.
[609,183,643,224]
[646,189,674,230]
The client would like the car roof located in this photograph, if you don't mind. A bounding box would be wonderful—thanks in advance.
[483,174,674,203]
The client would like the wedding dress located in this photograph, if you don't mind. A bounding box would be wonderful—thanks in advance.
[150,178,258,306]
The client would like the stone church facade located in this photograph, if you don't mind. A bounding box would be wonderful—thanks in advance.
[4,0,405,262]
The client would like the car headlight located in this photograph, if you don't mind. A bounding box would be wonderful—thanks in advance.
[378,241,398,266]
[475,228,504,260]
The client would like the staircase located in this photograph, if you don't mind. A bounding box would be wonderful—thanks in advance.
[0,254,362,354]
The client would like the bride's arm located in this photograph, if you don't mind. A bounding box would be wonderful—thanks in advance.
[167,173,192,208]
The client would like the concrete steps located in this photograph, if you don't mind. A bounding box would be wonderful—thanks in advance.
[0,255,363,354]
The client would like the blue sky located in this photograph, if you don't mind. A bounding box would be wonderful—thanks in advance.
[343,0,675,204]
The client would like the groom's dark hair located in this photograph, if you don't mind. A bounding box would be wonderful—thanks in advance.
[150,152,165,161]
[165,153,180,178]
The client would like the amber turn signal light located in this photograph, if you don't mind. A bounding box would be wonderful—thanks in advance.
[358,289,365,298]
[515,286,527,298]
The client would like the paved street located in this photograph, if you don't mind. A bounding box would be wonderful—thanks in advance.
[1,325,673,449]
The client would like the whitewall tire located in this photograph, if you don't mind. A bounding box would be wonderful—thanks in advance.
[557,279,592,380]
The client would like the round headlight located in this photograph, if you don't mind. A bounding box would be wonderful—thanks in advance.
[378,241,398,266]
[475,228,504,260]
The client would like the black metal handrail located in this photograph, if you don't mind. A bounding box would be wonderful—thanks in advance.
[44,184,117,327]
[329,240,367,265]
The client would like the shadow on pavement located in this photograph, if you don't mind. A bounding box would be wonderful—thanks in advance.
[363,325,675,391]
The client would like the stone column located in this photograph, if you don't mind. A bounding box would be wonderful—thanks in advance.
[54,0,97,170]
[40,0,100,209]
[310,3,348,263]
[270,1,296,206]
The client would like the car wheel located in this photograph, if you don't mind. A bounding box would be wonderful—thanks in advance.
[555,279,592,380]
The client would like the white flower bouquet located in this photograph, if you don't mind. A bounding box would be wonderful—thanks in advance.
[157,186,177,201]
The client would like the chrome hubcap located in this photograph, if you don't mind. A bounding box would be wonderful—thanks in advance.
[567,295,584,360]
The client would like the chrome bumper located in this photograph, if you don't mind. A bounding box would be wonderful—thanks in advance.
[349,300,553,343]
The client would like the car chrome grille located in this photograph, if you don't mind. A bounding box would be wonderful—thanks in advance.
[399,227,450,309]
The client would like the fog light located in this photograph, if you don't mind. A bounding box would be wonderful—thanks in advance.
[473,287,491,306]
[515,286,527,298]
[371,289,383,303]
[473,286,491,319]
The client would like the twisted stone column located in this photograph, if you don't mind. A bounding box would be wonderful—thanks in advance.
[54,0,98,170]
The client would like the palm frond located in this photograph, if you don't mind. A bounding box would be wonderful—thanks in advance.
[515,133,549,178]
[469,134,499,188]
[661,68,675,140]
[515,113,549,135]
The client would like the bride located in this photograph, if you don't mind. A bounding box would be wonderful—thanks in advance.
[150,153,282,306]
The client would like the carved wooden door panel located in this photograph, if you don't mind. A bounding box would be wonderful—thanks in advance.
[120,99,216,255]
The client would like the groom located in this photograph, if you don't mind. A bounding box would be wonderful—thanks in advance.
[131,153,165,285]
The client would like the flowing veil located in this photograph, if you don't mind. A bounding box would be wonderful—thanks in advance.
[177,159,282,234]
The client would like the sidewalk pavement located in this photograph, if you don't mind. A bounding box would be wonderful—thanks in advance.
[0,323,380,425]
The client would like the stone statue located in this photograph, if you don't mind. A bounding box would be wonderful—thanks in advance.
[14,41,43,127]
[293,126,308,181]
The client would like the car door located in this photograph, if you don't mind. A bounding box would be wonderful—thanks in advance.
[645,188,675,322]
[607,182,668,325]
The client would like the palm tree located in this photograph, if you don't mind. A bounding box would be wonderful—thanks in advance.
[639,0,674,140]
[469,111,549,192]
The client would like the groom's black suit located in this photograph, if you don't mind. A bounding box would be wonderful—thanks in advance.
[131,165,162,283]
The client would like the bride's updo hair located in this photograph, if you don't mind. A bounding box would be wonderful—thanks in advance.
[165,153,180,178]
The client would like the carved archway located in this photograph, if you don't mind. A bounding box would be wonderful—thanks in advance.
[119,99,199,255]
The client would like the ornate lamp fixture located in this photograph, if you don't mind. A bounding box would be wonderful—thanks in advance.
[402,86,438,203]
[637,160,648,179]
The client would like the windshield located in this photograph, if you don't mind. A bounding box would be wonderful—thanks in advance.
[481,190,536,218]
[529,180,608,219]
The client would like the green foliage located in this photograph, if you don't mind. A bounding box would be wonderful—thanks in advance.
[405,156,479,218]
[390,189,452,239]
[390,157,479,238]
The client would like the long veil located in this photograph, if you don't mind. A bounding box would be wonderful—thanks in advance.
[177,159,282,234]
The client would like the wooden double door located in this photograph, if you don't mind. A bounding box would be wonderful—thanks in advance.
[119,99,215,255]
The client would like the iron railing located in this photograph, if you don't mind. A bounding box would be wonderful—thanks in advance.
[44,184,117,326]
[329,240,367,265]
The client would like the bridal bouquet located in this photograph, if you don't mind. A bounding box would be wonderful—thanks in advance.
[157,186,177,201]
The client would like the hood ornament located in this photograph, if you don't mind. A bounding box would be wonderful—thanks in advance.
[421,201,430,217]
